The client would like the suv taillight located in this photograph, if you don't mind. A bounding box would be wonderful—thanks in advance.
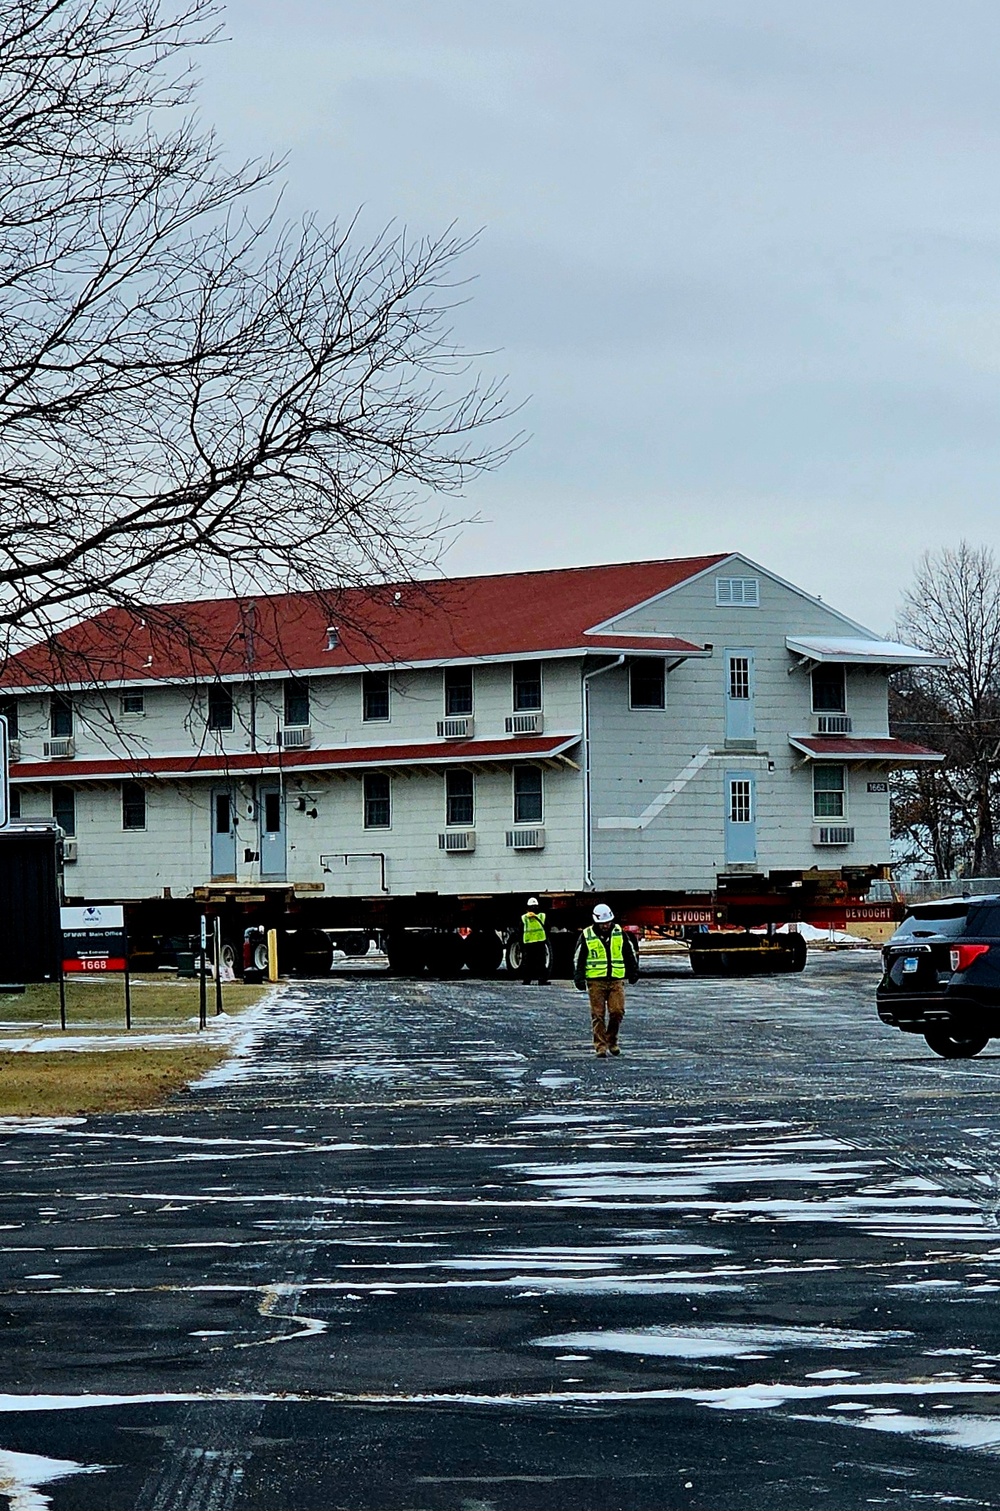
[951,943,990,973]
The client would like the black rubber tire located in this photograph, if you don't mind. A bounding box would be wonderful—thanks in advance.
[289,928,333,977]
[385,932,425,976]
[335,934,369,957]
[465,930,504,976]
[252,940,269,974]
[220,941,239,974]
[425,933,466,978]
[924,1029,990,1059]
[778,932,808,973]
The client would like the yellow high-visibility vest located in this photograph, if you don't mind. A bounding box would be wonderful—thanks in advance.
[583,924,625,979]
[522,911,546,944]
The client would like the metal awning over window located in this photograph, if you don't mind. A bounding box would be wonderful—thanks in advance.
[789,735,943,764]
[786,635,949,668]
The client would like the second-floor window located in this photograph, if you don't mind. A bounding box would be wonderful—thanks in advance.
[513,662,542,711]
[446,770,474,826]
[812,665,846,713]
[0,699,18,739]
[813,765,845,819]
[120,690,144,716]
[363,672,390,721]
[122,782,146,830]
[284,680,309,727]
[364,772,391,828]
[52,785,75,835]
[513,766,543,824]
[630,660,665,710]
[208,683,233,731]
[444,667,473,716]
[50,696,73,738]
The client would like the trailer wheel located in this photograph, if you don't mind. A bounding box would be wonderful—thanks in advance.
[778,933,808,972]
[220,940,239,975]
[504,938,522,974]
[426,933,465,978]
[385,932,424,976]
[333,934,369,957]
[924,1029,989,1059]
[465,930,504,976]
[289,928,333,977]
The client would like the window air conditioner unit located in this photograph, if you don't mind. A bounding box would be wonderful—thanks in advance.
[815,715,852,735]
[813,825,855,847]
[506,827,545,850]
[439,830,476,853]
[7,739,19,762]
[62,839,78,862]
[437,716,473,740]
[278,725,312,749]
[505,712,544,735]
[44,738,74,759]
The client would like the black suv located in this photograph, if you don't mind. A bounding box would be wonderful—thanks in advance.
[877,896,1000,1057]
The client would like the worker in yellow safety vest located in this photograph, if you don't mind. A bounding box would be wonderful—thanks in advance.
[520,897,549,985]
[573,903,639,1056]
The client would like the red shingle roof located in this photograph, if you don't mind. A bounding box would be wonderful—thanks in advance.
[789,736,943,763]
[0,556,725,689]
[10,733,582,783]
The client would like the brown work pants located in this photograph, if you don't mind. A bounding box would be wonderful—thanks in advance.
[587,979,625,1052]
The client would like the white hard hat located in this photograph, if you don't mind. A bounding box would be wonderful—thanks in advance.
[592,903,614,923]
[527,897,539,908]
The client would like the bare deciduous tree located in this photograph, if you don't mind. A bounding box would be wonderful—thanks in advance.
[893,542,1000,876]
[0,0,514,662]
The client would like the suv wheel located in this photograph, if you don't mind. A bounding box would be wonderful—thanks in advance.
[924,1028,990,1059]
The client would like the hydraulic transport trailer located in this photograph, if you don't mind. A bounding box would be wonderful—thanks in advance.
[115,866,896,979]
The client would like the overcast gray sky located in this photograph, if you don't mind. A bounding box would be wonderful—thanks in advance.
[198,1,1000,630]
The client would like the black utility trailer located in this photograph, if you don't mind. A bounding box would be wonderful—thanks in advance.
[0,824,61,983]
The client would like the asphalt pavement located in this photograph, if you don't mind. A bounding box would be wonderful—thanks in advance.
[4,953,1000,1509]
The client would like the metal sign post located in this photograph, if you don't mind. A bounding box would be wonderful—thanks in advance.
[213,916,224,1016]
[198,914,207,1031]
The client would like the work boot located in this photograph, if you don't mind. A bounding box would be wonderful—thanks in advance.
[609,1046,621,1056]
[595,1048,608,1057]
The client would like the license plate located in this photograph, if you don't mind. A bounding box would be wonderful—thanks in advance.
[902,957,919,974]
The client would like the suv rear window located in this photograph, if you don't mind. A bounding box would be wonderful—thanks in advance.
[892,905,969,941]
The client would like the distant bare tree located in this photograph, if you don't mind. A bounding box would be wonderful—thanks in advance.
[0,0,513,662]
[892,542,1000,876]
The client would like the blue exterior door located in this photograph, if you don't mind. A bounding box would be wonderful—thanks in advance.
[725,649,755,741]
[211,787,237,878]
[259,784,286,880]
[725,771,757,865]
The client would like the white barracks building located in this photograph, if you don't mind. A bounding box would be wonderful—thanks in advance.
[0,554,942,902]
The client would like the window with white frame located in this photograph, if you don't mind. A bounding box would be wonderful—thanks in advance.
[445,770,474,826]
[811,665,845,713]
[120,689,144,716]
[444,667,473,716]
[813,765,846,819]
[513,766,543,824]
[50,696,73,738]
[207,683,233,731]
[715,577,759,607]
[629,659,665,710]
[512,662,542,712]
[363,772,391,828]
[122,782,146,830]
[52,785,75,834]
[729,777,753,824]
[728,656,751,701]
[362,672,390,722]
